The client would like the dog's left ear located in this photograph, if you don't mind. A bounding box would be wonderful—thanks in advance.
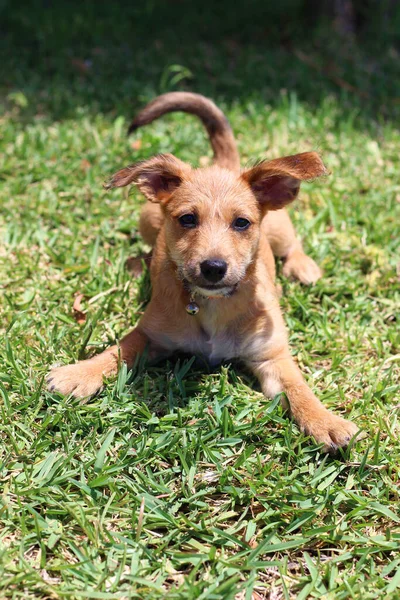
[104,153,191,203]
[241,152,328,210]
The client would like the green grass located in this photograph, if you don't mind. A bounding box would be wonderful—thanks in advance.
[1,2,400,598]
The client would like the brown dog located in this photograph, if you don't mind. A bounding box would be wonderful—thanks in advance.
[47,92,358,451]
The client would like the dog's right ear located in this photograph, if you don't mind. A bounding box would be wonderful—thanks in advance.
[104,154,191,203]
[241,152,328,211]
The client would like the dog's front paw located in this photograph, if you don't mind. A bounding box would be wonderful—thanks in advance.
[47,361,104,399]
[283,251,322,285]
[302,410,359,453]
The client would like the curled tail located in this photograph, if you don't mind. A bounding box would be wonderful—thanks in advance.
[128,92,240,172]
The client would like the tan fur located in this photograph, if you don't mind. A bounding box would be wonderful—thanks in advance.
[128,92,240,172]
[129,93,322,283]
[47,94,358,452]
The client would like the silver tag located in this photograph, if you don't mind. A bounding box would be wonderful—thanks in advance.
[186,302,199,315]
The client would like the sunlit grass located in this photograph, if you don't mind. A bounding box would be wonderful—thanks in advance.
[1,3,400,598]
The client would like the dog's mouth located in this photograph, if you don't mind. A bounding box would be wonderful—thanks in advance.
[184,279,238,298]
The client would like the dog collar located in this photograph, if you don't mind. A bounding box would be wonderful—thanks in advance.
[185,283,238,313]
[185,291,228,315]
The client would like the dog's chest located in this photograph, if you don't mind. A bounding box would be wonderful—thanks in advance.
[196,328,236,365]
[193,308,239,365]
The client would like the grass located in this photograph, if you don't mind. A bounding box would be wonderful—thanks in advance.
[1,2,400,598]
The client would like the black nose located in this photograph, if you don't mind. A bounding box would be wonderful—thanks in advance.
[200,259,227,283]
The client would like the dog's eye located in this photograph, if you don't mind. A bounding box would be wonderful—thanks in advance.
[179,214,197,228]
[233,217,251,231]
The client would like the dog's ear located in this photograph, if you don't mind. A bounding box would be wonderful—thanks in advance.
[241,152,328,210]
[105,154,191,203]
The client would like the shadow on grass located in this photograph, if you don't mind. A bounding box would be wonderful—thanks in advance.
[1,0,400,128]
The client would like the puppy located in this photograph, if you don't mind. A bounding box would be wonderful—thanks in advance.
[48,92,358,451]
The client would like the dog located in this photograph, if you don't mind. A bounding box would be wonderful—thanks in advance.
[47,92,358,451]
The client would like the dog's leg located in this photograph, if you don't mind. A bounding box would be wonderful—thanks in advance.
[125,203,162,277]
[139,202,164,247]
[248,352,358,451]
[47,328,150,398]
[264,209,322,284]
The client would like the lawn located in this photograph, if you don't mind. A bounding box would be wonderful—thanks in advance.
[0,2,400,598]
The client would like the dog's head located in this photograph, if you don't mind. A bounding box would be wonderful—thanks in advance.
[106,152,327,297]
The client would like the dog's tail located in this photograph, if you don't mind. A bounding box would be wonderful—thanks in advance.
[128,92,240,172]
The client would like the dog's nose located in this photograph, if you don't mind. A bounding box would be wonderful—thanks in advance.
[200,259,227,283]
